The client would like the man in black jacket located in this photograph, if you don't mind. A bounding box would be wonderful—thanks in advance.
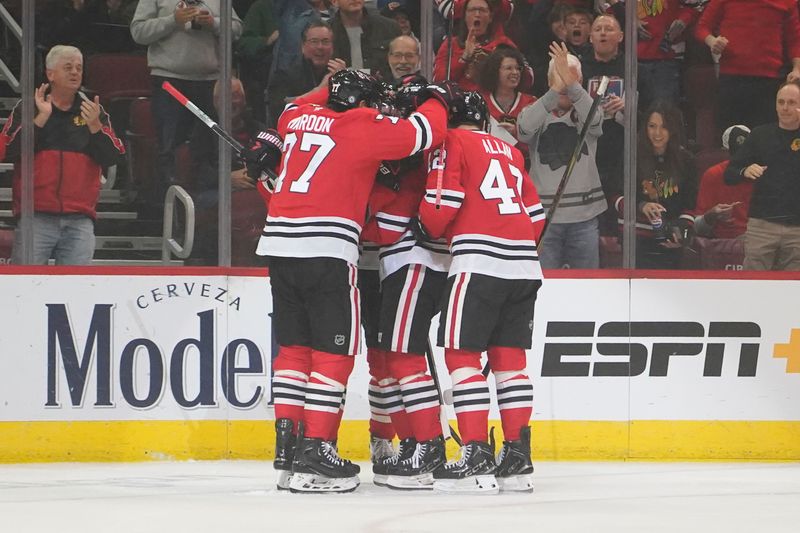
[267,21,345,126]
[725,81,800,270]
[331,0,400,79]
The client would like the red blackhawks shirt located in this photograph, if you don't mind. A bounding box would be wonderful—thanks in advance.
[418,128,546,280]
[256,99,446,265]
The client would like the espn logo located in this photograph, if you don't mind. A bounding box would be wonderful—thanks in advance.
[542,321,761,378]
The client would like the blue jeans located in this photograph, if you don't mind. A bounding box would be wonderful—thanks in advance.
[637,60,681,110]
[12,213,95,265]
[539,216,600,269]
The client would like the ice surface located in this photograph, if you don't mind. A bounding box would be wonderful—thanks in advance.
[1,461,797,533]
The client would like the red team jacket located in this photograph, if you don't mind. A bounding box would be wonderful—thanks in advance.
[256,98,447,265]
[418,128,545,281]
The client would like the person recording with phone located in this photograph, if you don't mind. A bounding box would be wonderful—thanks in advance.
[0,45,125,265]
[131,0,242,213]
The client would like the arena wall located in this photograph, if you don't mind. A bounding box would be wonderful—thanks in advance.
[1,267,798,462]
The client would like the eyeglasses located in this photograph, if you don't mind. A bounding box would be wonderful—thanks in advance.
[389,52,419,61]
[466,7,490,14]
[305,38,332,47]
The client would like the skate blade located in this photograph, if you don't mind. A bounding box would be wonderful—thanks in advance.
[372,474,388,487]
[288,472,360,494]
[385,473,434,491]
[433,474,499,494]
[498,474,533,493]
[276,470,292,491]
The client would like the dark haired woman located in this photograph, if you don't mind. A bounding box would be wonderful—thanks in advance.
[617,102,698,269]
[478,46,536,145]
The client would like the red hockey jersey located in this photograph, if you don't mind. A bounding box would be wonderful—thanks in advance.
[256,99,446,264]
[419,128,545,280]
[362,162,451,279]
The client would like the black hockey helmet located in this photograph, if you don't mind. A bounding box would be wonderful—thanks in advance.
[328,69,380,112]
[449,91,489,131]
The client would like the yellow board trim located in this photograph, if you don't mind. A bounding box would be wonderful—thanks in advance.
[2,420,799,463]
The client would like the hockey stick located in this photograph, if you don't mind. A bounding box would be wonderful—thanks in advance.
[426,337,463,446]
[537,76,609,252]
[161,81,279,184]
[477,77,611,379]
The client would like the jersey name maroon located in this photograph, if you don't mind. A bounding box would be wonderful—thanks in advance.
[419,128,546,280]
[256,99,445,265]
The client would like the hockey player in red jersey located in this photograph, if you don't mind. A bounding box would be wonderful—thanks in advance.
[257,69,454,493]
[361,148,452,490]
[415,91,545,494]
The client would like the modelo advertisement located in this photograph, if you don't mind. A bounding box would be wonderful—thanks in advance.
[0,273,798,423]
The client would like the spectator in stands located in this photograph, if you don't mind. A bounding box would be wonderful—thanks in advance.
[562,6,593,59]
[618,101,697,269]
[695,0,800,131]
[694,125,752,239]
[386,35,422,83]
[0,45,125,265]
[330,0,401,78]
[525,0,571,96]
[581,13,625,234]
[724,82,800,271]
[266,21,346,126]
[189,78,267,266]
[433,0,528,92]
[517,42,606,269]
[238,0,279,122]
[270,1,331,83]
[634,0,700,111]
[131,0,242,210]
[380,3,415,37]
[477,46,535,152]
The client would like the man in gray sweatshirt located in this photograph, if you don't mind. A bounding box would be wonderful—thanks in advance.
[517,41,605,269]
[131,0,242,210]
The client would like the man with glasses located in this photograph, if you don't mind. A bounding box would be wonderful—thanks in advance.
[267,21,346,126]
[387,35,422,84]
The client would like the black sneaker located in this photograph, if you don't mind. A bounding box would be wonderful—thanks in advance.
[433,440,498,494]
[372,437,416,486]
[385,435,446,490]
[289,436,361,493]
[274,418,296,490]
[495,426,534,492]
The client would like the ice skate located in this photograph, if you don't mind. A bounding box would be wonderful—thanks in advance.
[370,434,396,464]
[433,441,499,494]
[372,437,416,487]
[289,436,360,494]
[273,418,295,491]
[495,426,534,493]
[385,435,446,490]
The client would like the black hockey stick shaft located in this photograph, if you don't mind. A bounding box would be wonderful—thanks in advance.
[537,76,609,252]
[445,8,455,80]
[426,337,463,446]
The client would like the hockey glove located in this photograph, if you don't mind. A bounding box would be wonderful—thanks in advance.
[244,129,283,191]
[413,81,463,116]
[375,160,402,191]
[408,216,433,243]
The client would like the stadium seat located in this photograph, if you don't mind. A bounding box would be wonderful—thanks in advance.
[685,236,744,270]
[0,227,13,265]
[683,65,718,152]
[125,97,158,206]
[694,148,728,178]
[83,53,151,103]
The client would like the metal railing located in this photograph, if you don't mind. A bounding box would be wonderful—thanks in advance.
[0,3,21,93]
[161,185,195,264]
